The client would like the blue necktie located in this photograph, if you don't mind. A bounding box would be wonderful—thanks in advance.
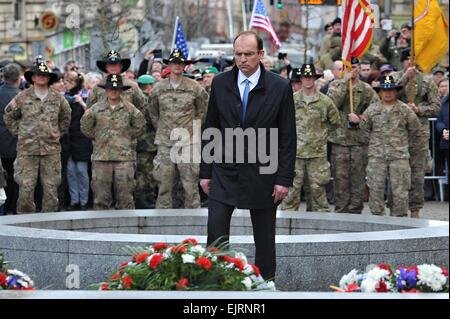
[242,79,250,122]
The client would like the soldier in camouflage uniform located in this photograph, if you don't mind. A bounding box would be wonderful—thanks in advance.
[147,49,209,209]
[87,50,145,111]
[80,74,145,210]
[201,66,218,94]
[319,17,341,56]
[360,75,421,216]
[135,75,158,208]
[391,48,440,218]
[282,64,341,212]
[316,37,341,71]
[3,60,71,213]
[327,57,380,214]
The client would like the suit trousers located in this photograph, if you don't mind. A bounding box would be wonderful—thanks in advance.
[206,198,277,280]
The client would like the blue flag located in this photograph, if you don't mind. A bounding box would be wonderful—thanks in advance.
[174,17,189,59]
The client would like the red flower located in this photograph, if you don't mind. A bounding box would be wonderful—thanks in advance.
[208,247,220,253]
[346,283,360,292]
[375,281,389,292]
[135,252,150,264]
[111,272,121,281]
[441,268,448,277]
[148,253,164,269]
[0,273,7,286]
[378,263,393,275]
[250,264,261,277]
[119,261,129,272]
[407,266,419,274]
[121,275,133,289]
[196,256,212,270]
[153,242,168,251]
[221,255,233,263]
[176,278,189,290]
[171,245,186,254]
[232,258,245,271]
[182,238,198,246]
[100,282,109,290]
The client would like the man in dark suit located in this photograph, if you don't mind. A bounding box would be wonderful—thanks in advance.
[0,63,21,215]
[200,31,296,280]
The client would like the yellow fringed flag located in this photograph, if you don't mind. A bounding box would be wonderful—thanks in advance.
[414,0,449,74]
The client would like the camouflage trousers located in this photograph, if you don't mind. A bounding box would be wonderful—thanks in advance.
[367,157,410,216]
[282,157,331,211]
[14,154,61,214]
[153,145,200,209]
[409,143,428,212]
[331,144,368,214]
[135,151,157,204]
[91,161,135,210]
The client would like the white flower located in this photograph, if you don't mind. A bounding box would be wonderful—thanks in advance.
[235,252,248,264]
[211,256,217,262]
[243,264,254,275]
[181,254,196,264]
[190,245,206,255]
[7,269,26,277]
[241,277,253,290]
[417,264,447,291]
[339,269,360,289]
[360,278,377,293]
[17,279,29,288]
[366,267,390,282]
[266,281,276,291]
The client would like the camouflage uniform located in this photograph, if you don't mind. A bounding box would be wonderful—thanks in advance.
[80,98,145,210]
[392,70,440,214]
[3,88,71,213]
[327,79,379,213]
[316,37,341,71]
[379,38,404,72]
[282,90,341,211]
[135,93,158,208]
[361,100,421,216]
[147,77,208,209]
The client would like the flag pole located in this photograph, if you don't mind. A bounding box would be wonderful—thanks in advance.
[349,65,354,114]
[408,0,415,103]
[242,1,248,31]
[171,16,179,51]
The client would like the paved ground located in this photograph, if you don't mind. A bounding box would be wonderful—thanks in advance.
[296,200,449,221]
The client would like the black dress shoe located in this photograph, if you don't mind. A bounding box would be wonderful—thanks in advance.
[79,204,89,211]
[68,204,80,211]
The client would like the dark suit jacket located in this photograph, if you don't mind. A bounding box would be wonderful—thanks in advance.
[436,95,449,150]
[200,63,296,209]
[0,83,20,158]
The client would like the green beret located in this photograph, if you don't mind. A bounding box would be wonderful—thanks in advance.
[137,74,156,85]
[202,66,219,75]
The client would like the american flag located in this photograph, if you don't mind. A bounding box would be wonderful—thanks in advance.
[249,0,281,49]
[341,0,374,68]
[173,17,190,59]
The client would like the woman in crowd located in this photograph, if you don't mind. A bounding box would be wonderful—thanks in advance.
[64,71,93,210]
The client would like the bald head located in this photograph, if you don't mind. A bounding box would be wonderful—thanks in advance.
[332,60,343,79]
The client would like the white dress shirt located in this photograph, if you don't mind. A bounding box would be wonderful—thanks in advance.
[237,66,261,100]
